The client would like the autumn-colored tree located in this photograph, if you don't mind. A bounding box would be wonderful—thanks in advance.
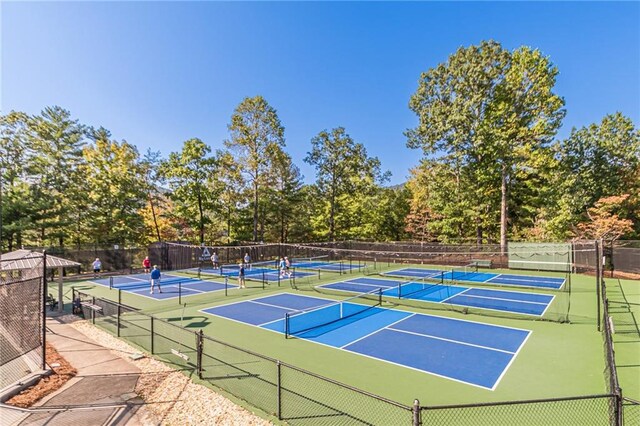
[577,195,634,242]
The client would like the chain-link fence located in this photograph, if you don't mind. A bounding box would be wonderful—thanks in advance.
[611,241,640,275]
[420,395,617,425]
[0,253,44,390]
[72,289,626,425]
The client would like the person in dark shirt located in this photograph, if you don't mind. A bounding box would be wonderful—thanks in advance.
[238,262,246,289]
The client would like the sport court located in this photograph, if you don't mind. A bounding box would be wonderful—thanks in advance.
[201,293,531,389]
[320,277,555,316]
[385,267,565,290]
[92,273,232,300]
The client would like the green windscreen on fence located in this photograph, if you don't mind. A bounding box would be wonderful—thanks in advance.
[508,242,572,272]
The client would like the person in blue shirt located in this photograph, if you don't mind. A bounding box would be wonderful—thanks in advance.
[150,265,162,294]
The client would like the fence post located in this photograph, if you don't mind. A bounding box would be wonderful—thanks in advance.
[277,360,282,420]
[92,296,96,325]
[197,329,203,380]
[117,290,122,337]
[150,316,155,354]
[179,282,182,305]
[42,251,47,371]
[595,240,601,332]
[413,399,421,426]
[225,276,228,296]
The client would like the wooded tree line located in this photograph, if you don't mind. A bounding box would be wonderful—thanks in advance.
[1,41,638,251]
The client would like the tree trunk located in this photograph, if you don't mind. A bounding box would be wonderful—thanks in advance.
[500,164,508,255]
[149,192,161,242]
[227,205,232,243]
[197,191,204,244]
[253,179,259,242]
[329,190,336,241]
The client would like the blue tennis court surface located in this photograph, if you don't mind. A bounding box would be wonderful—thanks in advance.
[201,293,531,389]
[92,273,233,300]
[319,277,554,316]
[201,266,315,282]
[384,268,565,290]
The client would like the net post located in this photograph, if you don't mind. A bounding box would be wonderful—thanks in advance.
[109,276,114,289]
[378,288,382,306]
[179,281,182,305]
[349,258,352,273]
[197,267,201,280]
[91,296,96,325]
[284,313,290,339]
[224,276,228,296]
[292,268,296,289]
[412,399,421,426]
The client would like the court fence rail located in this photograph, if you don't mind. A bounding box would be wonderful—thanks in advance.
[71,288,627,425]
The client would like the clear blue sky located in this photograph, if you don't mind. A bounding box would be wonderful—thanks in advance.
[2,1,639,185]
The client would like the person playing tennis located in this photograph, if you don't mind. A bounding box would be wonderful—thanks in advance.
[284,256,292,278]
[92,258,102,277]
[211,252,219,269]
[238,262,246,289]
[150,265,162,294]
[244,252,251,270]
[279,257,286,278]
[142,256,151,273]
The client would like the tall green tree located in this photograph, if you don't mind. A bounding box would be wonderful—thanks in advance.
[265,150,304,242]
[141,149,165,242]
[0,111,32,250]
[407,41,565,250]
[27,106,87,246]
[210,150,244,243]
[550,112,640,237]
[305,127,389,240]
[225,96,286,242]
[81,128,147,244]
[160,138,218,244]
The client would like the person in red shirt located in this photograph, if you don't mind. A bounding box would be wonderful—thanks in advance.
[142,256,151,273]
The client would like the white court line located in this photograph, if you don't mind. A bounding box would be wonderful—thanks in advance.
[455,293,549,306]
[386,326,517,355]
[339,313,415,349]
[490,329,533,390]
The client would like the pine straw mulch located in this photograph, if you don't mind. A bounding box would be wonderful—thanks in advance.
[5,343,77,408]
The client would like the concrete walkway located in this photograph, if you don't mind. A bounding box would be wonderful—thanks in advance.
[3,315,151,426]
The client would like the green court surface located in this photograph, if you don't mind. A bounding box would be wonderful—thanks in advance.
[604,278,640,401]
[63,264,637,421]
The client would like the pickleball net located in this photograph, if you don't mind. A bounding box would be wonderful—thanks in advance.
[397,274,446,299]
[447,263,480,282]
[109,272,202,290]
[285,288,382,338]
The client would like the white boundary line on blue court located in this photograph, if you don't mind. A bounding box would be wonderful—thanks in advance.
[386,326,517,355]
[320,281,555,318]
[492,328,533,390]
[87,277,233,301]
[384,268,565,290]
[198,292,533,390]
